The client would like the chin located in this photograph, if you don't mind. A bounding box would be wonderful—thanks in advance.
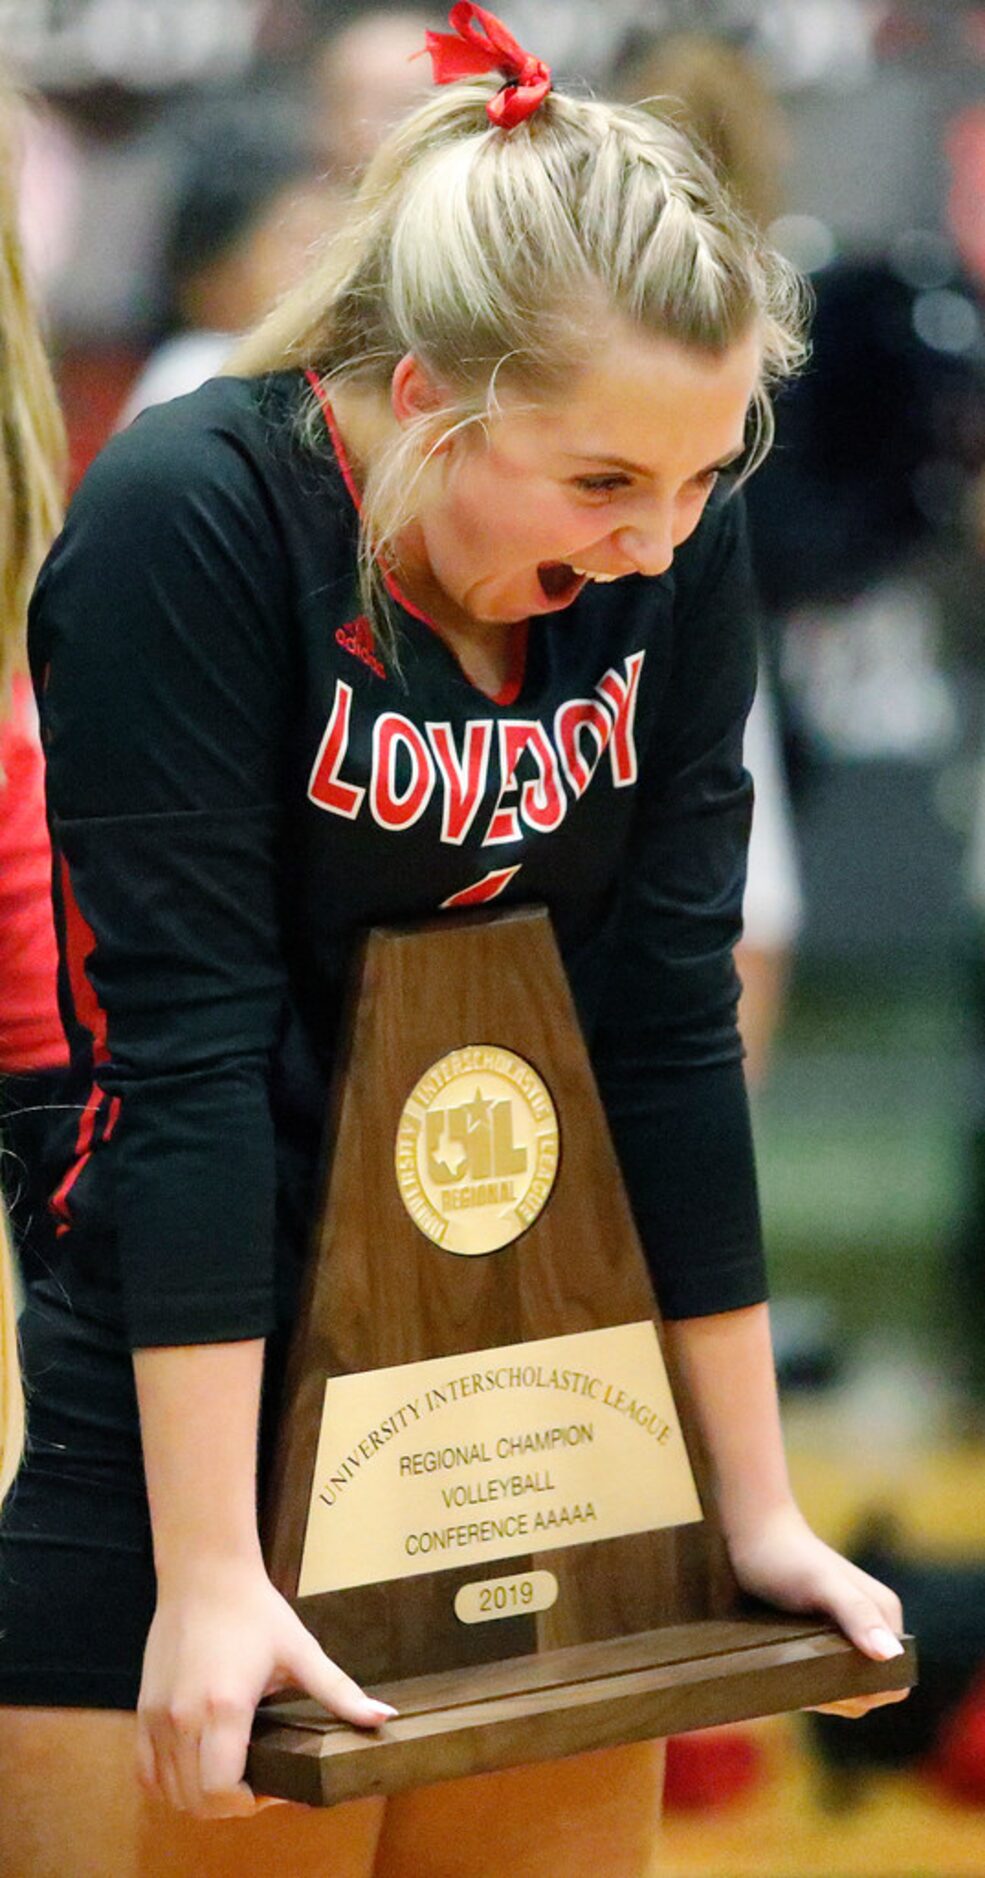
[467,600,527,626]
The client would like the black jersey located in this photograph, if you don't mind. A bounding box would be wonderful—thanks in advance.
[28,370,765,1350]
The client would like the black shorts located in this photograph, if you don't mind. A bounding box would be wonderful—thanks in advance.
[0,1288,155,1710]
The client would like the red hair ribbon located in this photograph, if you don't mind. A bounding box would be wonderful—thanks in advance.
[424,3,552,128]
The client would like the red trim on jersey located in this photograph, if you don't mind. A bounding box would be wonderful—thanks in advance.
[59,854,109,1066]
[50,1082,104,1228]
[441,864,520,908]
[54,856,120,1235]
[306,370,362,511]
[305,369,529,707]
[487,631,526,707]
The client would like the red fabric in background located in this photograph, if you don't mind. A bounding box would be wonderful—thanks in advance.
[57,345,146,492]
[663,1728,764,1810]
[0,675,68,1071]
[932,1667,985,1802]
[947,106,985,290]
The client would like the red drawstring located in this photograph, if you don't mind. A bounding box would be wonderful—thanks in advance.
[423,3,552,128]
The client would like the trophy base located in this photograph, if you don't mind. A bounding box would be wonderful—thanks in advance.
[247,1613,915,1806]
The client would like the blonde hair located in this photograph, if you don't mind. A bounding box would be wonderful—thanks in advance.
[0,68,66,723]
[0,1201,24,1506]
[230,78,807,645]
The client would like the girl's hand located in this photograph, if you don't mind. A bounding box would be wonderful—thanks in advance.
[727,1502,911,1720]
[136,1556,396,1818]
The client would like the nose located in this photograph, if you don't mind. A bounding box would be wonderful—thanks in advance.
[612,505,675,578]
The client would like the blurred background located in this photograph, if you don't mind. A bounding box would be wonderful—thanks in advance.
[3,0,985,1870]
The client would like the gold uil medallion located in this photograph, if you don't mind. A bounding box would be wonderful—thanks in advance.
[395,1045,559,1254]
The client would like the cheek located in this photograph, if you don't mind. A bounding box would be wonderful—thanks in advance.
[441,463,594,569]
[462,490,570,565]
[444,478,511,553]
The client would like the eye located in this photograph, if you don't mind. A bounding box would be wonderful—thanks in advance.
[572,474,632,496]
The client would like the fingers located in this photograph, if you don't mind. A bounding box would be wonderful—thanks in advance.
[817,1570,905,1665]
[133,1573,389,1819]
[144,1627,398,1817]
[287,1628,398,1731]
[136,1710,196,1815]
[852,1567,904,1643]
[167,1721,202,1814]
[806,1563,909,1722]
[807,1687,912,1720]
[138,1699,261,1819]
[135,1714,164,1806]
[197,1699,262,1815]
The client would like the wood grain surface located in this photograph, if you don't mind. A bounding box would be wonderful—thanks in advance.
[247,1616,916,1805]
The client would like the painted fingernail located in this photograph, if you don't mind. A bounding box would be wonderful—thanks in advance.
[868,1626,904,1659]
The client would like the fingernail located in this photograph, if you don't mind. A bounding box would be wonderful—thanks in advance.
[868,1626,904,1660]
[368,1702,399,1720]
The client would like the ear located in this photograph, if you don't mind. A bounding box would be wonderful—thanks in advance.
[391,353,451,427]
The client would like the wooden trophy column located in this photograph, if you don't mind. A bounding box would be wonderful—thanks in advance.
[247,907,913,1805]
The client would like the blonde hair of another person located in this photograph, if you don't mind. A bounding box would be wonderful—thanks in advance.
[615,32,789,234]
[0,69,65,724]
[0,1204,24,1504]
[229,77,807,652]
[0,65,64,1499]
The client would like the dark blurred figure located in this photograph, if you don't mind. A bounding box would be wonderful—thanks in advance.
[616,30,985,709]
[946,102,985,1421]
[121,94,340,421]
[619,29,985,1405]
[745,254,984,638]
[807,1510,985,1807]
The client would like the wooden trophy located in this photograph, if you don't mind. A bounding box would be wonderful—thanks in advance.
[247,907,913,1805]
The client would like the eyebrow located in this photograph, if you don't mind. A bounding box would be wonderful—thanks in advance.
[562,444,746,477]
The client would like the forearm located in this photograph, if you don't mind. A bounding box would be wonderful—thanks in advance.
[133,1339,267,1590]
[735,942,791,1090]
[663,1303,793,1543]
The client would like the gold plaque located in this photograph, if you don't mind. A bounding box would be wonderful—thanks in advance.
[454,1570,559,1625]
[394,1045,559,1255]
[297,1321,702,1596]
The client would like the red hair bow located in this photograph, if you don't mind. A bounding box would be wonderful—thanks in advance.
[424,3,552,128]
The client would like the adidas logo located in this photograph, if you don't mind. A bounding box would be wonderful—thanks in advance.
[336,615,386,679]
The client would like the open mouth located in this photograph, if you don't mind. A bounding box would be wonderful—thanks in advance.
[536,562,624,602]
[537,562,587,603]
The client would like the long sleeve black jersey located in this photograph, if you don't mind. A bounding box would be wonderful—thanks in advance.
[29,370,765,1350]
